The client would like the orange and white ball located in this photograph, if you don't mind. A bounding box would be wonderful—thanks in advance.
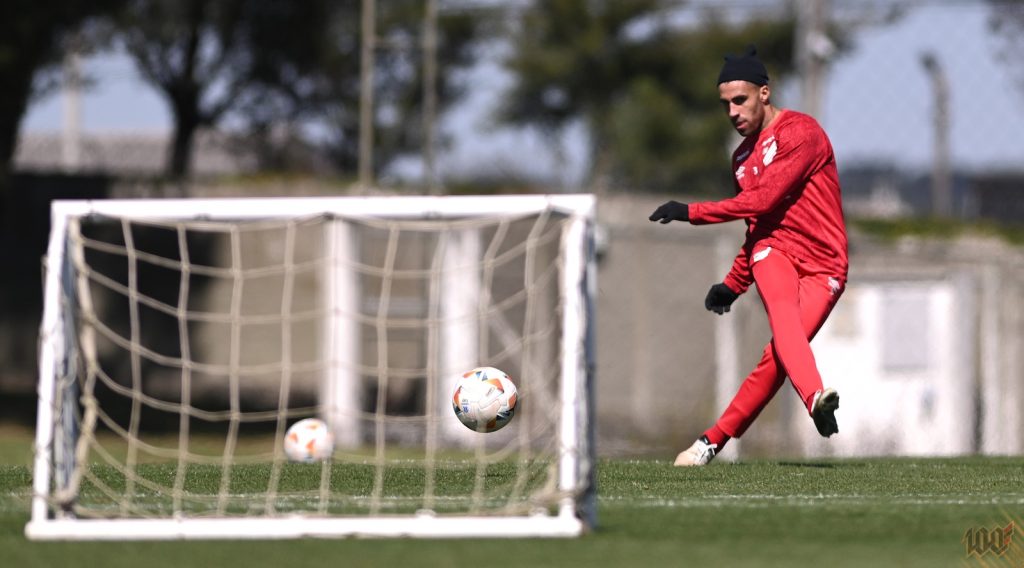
[452,367,518,433]
[283,418,335,462]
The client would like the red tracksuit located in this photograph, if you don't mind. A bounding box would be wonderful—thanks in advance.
[688,109,849,439]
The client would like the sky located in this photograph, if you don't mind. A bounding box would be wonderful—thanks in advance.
[24,53,171,133]
[20,2,1024,183]
[819,2,1024,173]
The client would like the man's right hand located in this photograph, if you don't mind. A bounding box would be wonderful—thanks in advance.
[704,283,739,315]
[648,201,689,224]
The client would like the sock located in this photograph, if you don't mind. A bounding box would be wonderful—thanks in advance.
[805,390,819,415]
[702,425,731,450]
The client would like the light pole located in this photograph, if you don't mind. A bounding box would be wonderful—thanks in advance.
[358,0,376,192]
[920,51,952,218]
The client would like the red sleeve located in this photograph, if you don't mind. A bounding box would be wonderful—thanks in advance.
[688,126,827,224]
[722,247,753,295]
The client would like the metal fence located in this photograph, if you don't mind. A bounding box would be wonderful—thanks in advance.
[9,0,1024,458]
[15,2,1024,205]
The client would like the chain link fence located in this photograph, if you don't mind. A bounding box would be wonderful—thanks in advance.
[13,2,1021,204]
[9,0,1024,457]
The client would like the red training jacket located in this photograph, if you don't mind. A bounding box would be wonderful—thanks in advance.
[687,109,849,294]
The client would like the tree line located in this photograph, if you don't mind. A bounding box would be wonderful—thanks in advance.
[1,0,800,195]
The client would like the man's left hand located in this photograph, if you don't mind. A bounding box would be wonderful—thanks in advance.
[704,283,739,315]
[648,201,689,224]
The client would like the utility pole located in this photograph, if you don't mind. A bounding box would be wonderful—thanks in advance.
[796,0,832,119]
[422,0,440,194]
[920,52,952,218]
[358,0,376,192]
[62,46,82,172]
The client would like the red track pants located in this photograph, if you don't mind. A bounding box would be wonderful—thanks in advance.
[715,247,845,438]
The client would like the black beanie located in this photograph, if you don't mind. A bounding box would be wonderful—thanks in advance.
[717,45,770,86]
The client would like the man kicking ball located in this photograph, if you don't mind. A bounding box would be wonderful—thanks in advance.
[649,45,848,466]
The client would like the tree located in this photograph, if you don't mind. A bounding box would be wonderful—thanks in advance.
[119,0,275,181]
[242,1,483,177]
[500,0,795,194]
[0,1,124,193]
[118,0,483,182]
[988,1,1024,96]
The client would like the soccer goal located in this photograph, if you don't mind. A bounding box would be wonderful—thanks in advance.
[26,194,596,540]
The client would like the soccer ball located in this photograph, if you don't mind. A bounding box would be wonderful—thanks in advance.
[283,418,334,462]
[452,367,518,433]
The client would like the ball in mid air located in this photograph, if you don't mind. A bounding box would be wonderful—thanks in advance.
[284,418,335,462]
[452,367,518,433]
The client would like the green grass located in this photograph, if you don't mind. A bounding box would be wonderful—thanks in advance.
[1,422,1021,567]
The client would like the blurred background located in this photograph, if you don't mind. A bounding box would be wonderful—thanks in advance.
[2,0,1022,459]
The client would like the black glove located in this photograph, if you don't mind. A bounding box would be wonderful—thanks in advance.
[704,283,738,315]
[648,201,689,224]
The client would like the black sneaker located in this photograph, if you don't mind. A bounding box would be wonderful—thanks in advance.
[811,388,840,437]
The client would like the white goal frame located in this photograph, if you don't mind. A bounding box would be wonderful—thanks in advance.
[27,194,597,540]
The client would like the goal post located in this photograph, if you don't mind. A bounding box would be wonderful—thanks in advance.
[27,194,596,540]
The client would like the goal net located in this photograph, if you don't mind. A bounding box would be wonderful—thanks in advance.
[27,194,596,540]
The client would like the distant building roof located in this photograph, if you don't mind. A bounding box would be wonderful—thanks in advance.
[14,129,259,178]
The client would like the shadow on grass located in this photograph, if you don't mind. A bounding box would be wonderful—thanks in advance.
[708,460,839,469]
[775,461,837,469]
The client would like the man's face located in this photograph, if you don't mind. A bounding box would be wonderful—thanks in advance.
[718,80,769,137]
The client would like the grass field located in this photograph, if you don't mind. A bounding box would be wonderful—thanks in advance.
[1,423,1021,567]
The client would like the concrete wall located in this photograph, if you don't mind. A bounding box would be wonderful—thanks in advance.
[594,194,1024,458]
[26,190,1024,459]
[593,194,772,457]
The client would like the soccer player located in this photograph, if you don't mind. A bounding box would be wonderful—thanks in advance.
[648,45,848,466]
